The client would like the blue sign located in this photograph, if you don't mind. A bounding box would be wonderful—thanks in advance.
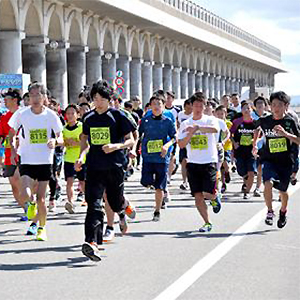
[0,74,23,89]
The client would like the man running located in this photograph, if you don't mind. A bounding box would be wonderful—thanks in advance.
[9,82,63,241]
[75,80,135,262]
[178,92,221,232]
[253,91,300,228]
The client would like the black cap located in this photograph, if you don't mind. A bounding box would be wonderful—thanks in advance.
[1,88,21,101]
[166,91,175,98]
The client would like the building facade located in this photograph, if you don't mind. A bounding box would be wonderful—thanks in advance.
[0,0,285,107]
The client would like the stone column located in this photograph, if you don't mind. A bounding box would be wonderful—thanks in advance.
[153,62,163,91]
[195,72,203,92]
[249,78,256,100]
[214,75,221,100]
[86,48,102,87]
[102,52,117,86]
[220,76,226,97]
[67,45,88,103]
[142,61,153,106]
[231,78,238,94]
[225,77,231,95]
[239,79,243,96]
[117,55,130,99]
[46,41,69,108]
[22,36,48,85]
[180,68,188,99]
[202,72,209,98]
[130,57,142,98]
[0,31,24,74]
[172,66,181,99]
[188,69,196,97]
[208,73,215,98]
[163,64,173,92]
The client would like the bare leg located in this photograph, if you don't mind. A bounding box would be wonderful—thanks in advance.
[66,177,74,203]
[246,171,254,193]
[36,181,48,227]
[195,192,210,223]
[104,193,115,227]
[155,189,164,211]
[263,181,273,211]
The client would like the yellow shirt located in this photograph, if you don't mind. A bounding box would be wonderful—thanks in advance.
[224,119,233,151]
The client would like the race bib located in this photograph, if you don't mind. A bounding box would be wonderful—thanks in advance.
[90,127,111,145]
[4,136,11,148]
[240,134,253,146]
[147,140,163,153]
[29,129,47,144]
[269,138,287,153]
[190,135,208,150]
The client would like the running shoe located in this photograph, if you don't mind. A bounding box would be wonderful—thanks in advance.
[243,193,250,200]
[81,200,87,206]
[277,210,287,228]
[152,210,160,222]
[36,227,47,241]
[20,215,28,222]
[82,242,101,262]
[55,185,62,201]
[161,199,166,209]
[290,178,297,186]
[26,223,37,235]
[163,190,170,203]
[125,202,136,219]
[231,166,236,173]
[221,183,227,194]
[224,172,231,183]
[48,200,56,212]
[241,183,247,192]
[265,210,275,226]
[65,201,75,214]
[76,192,84,202]
[172,164,179,175]
[199,222,212,232]
[179,182,189,190]
[27,202,37,220]
[103,227,115,242]
[211,194,222,214]
[253,188,261,197]
[119,214,128,235]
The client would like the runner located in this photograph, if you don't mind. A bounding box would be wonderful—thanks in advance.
[178,92,221,232]
[75,80,135,261]
[253,91,300,228]
[230,101,256,199]
[63,104,86,213]
[178,98,193,190]
[0,89,24,219]
[139,94,176,221]
[8,82,63,241]
[215,105,233,193]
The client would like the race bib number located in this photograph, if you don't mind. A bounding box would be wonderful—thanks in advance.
[147,140,163,153]
[90,127,111,145]
[240,134,253,146]
[29,129,47,144]
[269,138,287,153]
[4,136,11,148]
[190,135,208,150]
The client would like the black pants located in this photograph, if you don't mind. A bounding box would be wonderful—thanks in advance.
[85,166,125,244]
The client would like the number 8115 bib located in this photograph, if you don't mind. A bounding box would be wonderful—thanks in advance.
[90,127,111,145]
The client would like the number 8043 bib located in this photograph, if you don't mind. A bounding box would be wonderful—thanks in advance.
[90,127,111,145]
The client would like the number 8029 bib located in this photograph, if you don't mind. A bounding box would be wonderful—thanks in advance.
[90,127,111,145]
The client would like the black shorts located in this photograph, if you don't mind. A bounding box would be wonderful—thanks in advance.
[64,161,86,181]
[19,164,53,181]
[262,161,292,192]
[3,165,17,178]
[187,163,217,196]
[171,142,177,156]
[179,148,187,163]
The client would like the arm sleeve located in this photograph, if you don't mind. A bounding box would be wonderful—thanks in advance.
[8,112,21,131]
[52,113,64,134]
[168,120,176,139]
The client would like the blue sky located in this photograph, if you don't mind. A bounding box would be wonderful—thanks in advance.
[196,0,300,97]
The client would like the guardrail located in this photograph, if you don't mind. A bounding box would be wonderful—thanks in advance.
[161,0,281,60]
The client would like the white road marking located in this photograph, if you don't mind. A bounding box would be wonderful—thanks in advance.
[153,184,300,300]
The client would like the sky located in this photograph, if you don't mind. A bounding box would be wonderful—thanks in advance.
[196,0,300,97]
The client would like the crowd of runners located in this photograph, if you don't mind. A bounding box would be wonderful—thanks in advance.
[0,80,299,262]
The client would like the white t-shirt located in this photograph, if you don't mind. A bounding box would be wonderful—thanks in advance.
[165,106,181,121]
[178,111,192,126]
[178,115,219,164]
[216,117,227,142]
[9,107,63,164]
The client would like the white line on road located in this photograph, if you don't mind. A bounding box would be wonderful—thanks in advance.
[153,184,300,300]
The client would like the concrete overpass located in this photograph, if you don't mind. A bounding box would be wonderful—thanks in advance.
[0,0,285,107]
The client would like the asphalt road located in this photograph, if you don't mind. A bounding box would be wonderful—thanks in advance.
[0,168,299,300]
